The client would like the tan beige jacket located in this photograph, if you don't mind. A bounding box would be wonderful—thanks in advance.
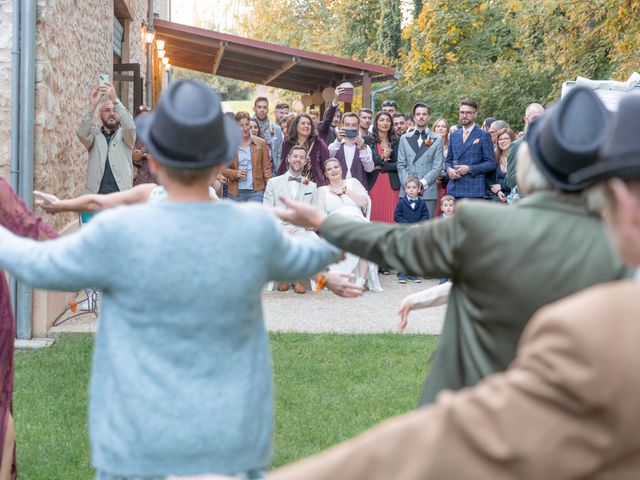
[223,136,272,196]
[270,281,640,480]
[76,101,136,194]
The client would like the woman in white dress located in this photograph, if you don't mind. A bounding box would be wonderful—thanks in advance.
[318,158,383,292]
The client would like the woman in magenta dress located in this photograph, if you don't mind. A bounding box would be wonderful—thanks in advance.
[0,178,58,479]
[364,111,399,224]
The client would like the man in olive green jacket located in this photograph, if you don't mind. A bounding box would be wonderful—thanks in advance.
[275,87,626,405]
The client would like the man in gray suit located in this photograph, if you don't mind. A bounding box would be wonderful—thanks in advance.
[396,102,444,218]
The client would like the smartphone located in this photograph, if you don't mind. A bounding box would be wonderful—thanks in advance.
[343,129,358,138]
[99,74,109,86]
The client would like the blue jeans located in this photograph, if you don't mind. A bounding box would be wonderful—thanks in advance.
[96,470,266,480]
[229,189,264,203]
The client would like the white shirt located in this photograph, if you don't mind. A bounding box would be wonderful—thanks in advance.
[415,128,430,148]
[287,171,303,198]
[328,139,374,178]
[635,268,640,283]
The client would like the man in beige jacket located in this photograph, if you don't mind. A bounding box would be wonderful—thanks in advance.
[76,82,136,194]
[259,91,640,480]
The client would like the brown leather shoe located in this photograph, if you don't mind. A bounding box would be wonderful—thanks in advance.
[293,282,306,294]
[277,283,290,292]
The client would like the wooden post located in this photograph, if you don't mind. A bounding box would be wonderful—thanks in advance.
[362,72,371,109]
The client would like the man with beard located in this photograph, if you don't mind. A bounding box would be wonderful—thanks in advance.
[445,99,496,200]
[357,108,373,137]
[77,82,136,195]
[252,97,283,172]
[392,112,407,137]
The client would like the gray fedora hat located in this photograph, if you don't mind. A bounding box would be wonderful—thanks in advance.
[527,86,610,191]
[570,94,640,185]
[136,79,239,169]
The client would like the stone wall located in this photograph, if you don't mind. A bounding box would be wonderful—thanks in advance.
[0,1,13,180]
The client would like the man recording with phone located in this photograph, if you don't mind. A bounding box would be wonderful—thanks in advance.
[327,112,374,190]
[77,78,136,196]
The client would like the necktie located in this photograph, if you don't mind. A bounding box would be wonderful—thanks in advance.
[463,129,469,143]
[288,176,302,182]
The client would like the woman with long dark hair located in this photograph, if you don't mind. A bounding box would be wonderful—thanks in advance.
[275,113,330,186]
[364,111,399,224]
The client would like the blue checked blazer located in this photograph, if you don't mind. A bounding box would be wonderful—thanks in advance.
[445,125,496,198]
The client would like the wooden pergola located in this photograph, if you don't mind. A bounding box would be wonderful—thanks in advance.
[152,19,396,109]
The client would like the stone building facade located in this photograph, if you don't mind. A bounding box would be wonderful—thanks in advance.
[0,0,164,336]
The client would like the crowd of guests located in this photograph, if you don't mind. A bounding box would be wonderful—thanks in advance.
[201,89,539,288]
[2,77,640,480]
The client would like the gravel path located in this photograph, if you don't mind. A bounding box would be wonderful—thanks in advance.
[49,275,445,336]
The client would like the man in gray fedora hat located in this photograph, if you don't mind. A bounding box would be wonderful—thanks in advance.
[256,91,640,480]
[0,80,341,479]
[274,86,627,407]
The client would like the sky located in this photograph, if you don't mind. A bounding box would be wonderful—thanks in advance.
[171,0,248,33]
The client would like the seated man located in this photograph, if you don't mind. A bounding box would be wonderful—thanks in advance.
[327,113,374,189]
[263,145,320,294]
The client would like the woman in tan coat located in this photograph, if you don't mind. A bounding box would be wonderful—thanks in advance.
[223,111,272,202]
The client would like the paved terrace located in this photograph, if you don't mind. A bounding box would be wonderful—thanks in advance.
[48,275,445,336]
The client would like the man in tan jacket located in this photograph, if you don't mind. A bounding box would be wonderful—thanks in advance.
[77,82,136,194]
[258,89,640,480]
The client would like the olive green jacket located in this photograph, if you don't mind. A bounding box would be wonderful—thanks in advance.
[319,191,626,404]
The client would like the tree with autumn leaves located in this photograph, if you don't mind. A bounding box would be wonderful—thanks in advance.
[236,0,639,130]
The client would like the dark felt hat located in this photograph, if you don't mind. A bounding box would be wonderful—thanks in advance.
[570,94,640,185]
[527,86,610,191]
[136,79,239,169]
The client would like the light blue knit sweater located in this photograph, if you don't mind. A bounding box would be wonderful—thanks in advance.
[0,200,340,477]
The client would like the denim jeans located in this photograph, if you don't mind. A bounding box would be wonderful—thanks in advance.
[96,470,266,480]
[229,189,264,203]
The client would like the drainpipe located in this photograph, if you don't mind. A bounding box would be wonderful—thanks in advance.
[370,73,400,113]
[16,0,37,339]
[9,0,22,318]
[146,0,155,106]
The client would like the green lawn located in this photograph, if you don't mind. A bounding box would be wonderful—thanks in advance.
[14,333,438,478]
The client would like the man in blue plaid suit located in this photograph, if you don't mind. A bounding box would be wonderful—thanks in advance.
[445,99,496,199]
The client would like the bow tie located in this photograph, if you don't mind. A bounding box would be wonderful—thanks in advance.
[415,130,428,139]
[288,176,302,183]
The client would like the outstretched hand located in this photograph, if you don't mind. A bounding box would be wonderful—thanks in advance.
[397,296,413,333]
[89,86,102,109]
[324,271,365,298]
[274,197,328,230]
[33,191,61,212]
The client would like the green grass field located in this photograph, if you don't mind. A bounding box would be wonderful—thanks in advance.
[14,333,438,478]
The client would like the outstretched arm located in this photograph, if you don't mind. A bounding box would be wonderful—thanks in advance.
[0,178,58,240]
[275,197,459,278]
[34,183,156,214]
[397,282,451,332]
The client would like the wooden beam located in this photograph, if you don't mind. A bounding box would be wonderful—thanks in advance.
[361,72,371,108]
[261,59,297,85]
[211,43,226,75]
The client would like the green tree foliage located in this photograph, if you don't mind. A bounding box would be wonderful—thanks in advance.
[233,0,638,130]
[399,0,640,130]
[172,68,254,101]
